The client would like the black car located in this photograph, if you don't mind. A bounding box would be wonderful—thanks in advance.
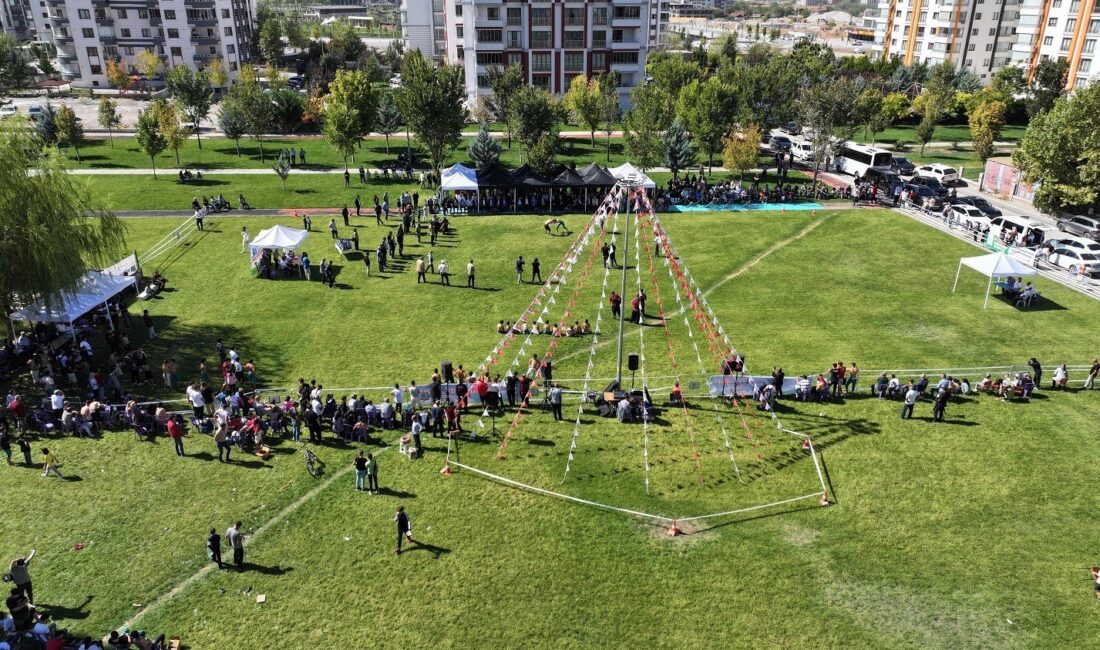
[910,175,949,196]
[903,184,940,206]
[954,195,1001,217]
[891,156,916,176]
[770,135,792,153]
[863,168,902,190]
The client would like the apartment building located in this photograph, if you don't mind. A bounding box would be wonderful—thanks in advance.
[1,0,32,39]
[1011,0,1099,89]
[32,0,257,88]
[401,0,668,106]
[873,0,1021,82]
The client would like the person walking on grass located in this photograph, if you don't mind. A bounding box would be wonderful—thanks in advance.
[395,506,413,554]
[40,447,62,478]
[416,256,426,283]
[354,451,368,492]
[207,528,222,569]
[167,416,185,457]
[227,521,244,570]
[329,218,338,239]
[366,452,378,494]
[342,205,350,227]
[531,257,541,284]
[515,256,525,285]
[354,194,362,217]
[16,436,31,466]
[344,169,351,188]
[1086,357,1099,390]
[363,250,371,278]
[466,259,476,288]
[241,227,249,253]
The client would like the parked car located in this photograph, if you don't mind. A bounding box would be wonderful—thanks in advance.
[1047,248,1100,276]
[989,215,1044,246]
[26,104,45,122]
[287,75,304,89]
[791,140,814,162]
[915,163,960,185]
[903,184,940,207]
[890,156,916,176]
[863,168,902,190]
[770,135,792,153]
[1046,234,1100,254]
[948,204,990,230]
[909,175,949,196]
[952,195,1001,217]
[1055,215,1100,241]
[0,104,16,118]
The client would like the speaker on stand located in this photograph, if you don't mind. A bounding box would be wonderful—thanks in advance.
[628,353,639,389]
[442,360,454,384]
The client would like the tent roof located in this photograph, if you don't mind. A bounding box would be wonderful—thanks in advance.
[578,162,618,187]
[510,164,550,187]
[440,163,479,191]
[250,225,309,250]
[475,164,515,188]
[10,271,137,324]
[552,166,587,187]
[960,252,1037,278]
[609,162,656,189]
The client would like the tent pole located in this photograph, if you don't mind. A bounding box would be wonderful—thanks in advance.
[984,274,994,309]
[104,299,115,331]
[952,261,962,292]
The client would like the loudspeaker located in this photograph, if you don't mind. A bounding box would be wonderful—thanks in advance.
[628,353,639,372]
[598,403,615,418]
[442,360,453,383]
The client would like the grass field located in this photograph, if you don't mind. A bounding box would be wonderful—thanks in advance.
[3,206,1100,648]
[852,124,1028,146]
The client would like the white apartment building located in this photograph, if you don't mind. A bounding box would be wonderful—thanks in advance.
[1012,0,1099,89]
[401,0,668,106]
[1,0,33,39]
[873,0,1021,82]
[34,0,257,88]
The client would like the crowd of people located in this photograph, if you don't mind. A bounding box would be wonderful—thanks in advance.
[655,175,852,210]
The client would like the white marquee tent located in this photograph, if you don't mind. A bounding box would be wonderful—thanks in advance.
[952,251,1037,308]
[440,163,479,192]
[609,162,656,189]
[9,271,138,335]
[249,225,309,257]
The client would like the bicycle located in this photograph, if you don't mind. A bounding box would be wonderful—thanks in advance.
[304,446,324,478]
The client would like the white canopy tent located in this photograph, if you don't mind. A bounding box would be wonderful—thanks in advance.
[249,225,309,257]
[440,164,479,191]
[952,251,1037,308]
[609,162,657,189]
[9,271,138,335]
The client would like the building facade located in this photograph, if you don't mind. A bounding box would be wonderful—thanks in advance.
[401,0,668,106]
[1,0,33,39]
[1011,0,1099,89]
[31,0,257,88]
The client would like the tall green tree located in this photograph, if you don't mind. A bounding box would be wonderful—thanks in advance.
[662,117,697,180]
[598,72,621,163]
[0,129,126,332]
[228,68,275,162]
[468,122,502,171]
[486,64,525,149]
[853,88,883,140]
[722,124,761,181]
[97,97,122,147]
[323,101,360,170]
[35,103,58,146]
[165,65,214,149]
[258,18,284,64]
[328,68,377,144]
[623,83,671,171]
[135,105,167,178]
[1013,83,1100,213]
[152,99,189,167]
[510,86,561,159]
[376,92,401,154]
[527,133,559,177]
[872,92,910,143]
[732,56,799,131]
[563,75,603,146]
[647,56,699,115]
[0,35,30,93]
[394,51,468,183]
[677,76,736,173]
[217,98,247,157]
[1026,58,1068,119]
[270,87,305,134]
[800,79,858,186]
[54,104,84,162]
[911,62,958,153]
[968,99,1006,163]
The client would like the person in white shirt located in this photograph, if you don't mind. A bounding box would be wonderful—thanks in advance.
[886,375,901,398]
[1052,363,1068,390]
[391,384,404,410]
[901,384,920,419]
[241,227,249,253]
[50,390,64,416]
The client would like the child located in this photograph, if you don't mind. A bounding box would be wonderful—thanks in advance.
[395,506,413,554]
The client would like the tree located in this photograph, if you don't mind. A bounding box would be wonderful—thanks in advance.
[677,76,736,173]
[328,68,377,144]
[204,57,228,89]
[134,49,162,82]
[510,86,561,157]
[322,101,360,170]
[662,117,697,180]
[135,105,167,178]
[363,54,388,84]
[55,104,84,162]
[34,103,58,146]
[31,43,55,77]
[165,65,213,149]
[282,17,308,50]
[154,99,189,167]
[394,51,467,183]
[563,75,603,146]
[468,122,502,171]
[527,133,559,177]
[853,88,883,140]
[1013,83,1100,213]
[647,56,699,114]
[270,87,305,133]
[722,124,761,180]
[800,79,858,186]
[229,69,275,162]
[0,35,29,93]
[912,62,958,153]
[105,58,131,94]
[873,92,910,143]
[623,83,671,171]
[1026,58,1068,119]
[259,19,284,64]
[732,56,799,131]
[486,64,525,149]
[272,148,292,191]
[598,72,621,163]
[217,98,247,157]
[0,129,126,333]
[97,97,122,147]
[376,92,401,154]
[969,99,1006,163]
[990,65,1026,115]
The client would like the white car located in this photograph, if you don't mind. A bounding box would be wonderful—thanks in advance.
[916,163,959,185]
[1047,248,1100,276]
[948,204,989,230]
[0,105,16,118]
[1047,235,1100,254]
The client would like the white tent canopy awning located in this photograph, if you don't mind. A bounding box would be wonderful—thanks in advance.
[952,252,1038,308]
[249,225,309,254]
[9,271,138,326]
[609,162,656,189]
[440,163,479,191]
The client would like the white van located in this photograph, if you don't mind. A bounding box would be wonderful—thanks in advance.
[989,215,1045,247]
[791,140,814,162]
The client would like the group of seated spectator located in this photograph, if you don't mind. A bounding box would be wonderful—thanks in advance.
[495,320,592,336]
[654,177,850,210]
[4,591,171,649]
[976,372,1038,399]
[434,188,608,215]
[869,372,973,400]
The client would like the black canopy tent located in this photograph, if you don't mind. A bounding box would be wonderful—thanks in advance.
[550,166,587,213]
[577,163,618,209]
[509,164,551,212]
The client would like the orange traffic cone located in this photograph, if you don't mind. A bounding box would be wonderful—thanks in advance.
[802,438,812,451]
[440,464,452,476]
[820,491,830,506]
[667,520,680,537]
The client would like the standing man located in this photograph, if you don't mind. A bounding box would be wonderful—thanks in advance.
[900,383,919,419]
[354,194,362,217]
[531,257,541,284]
[143,309,156,340]
[343,169,351,188]
[548,383,563,421]
[8,552,34,604]
[342,205,350,227]
[1027,357,1043,386]
[207,528,222,569]
[354,451,368,492]
[329,218,339,239]
[366,452,378,494]
[394,506,413,554]
[352,228,359,251]
[167,416,185,457]
[466,259,475,288]
[932,388,949,422]
[515,256,525,285]
[226,521,244,570]
[358,165,367,184]
[411,416,423,455]
[415,256,426,284]
[609,291,622,319]
[1085,357,1099,390]
[438,260,450,285]
[299,147,306,166]
[186,383,205,421]
[241,227,249,253]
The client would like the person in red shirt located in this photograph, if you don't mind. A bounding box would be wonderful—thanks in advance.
[630,295,641,324]
[609,291,622,319]
[835,362,847,397]
[166,417,185,457]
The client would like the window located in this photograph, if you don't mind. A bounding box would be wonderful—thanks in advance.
[455,4,461,16]
[227,44,235,54]
[508,31,521,48]
[1066,18,1077,31]
[167,28,178,38]
[532,75,550,89]
[116,8,126,18]
[224,26,232,36]
[164,10,175,20]
[1061,37,1072,50]
[475,52,504,65]
[170,46,182,57]
[618,73,634,87]
[593,7,608,25]
[1043,35,1053,45]
[222,9,230,18]
[507,8,521,26]
[230,62,237,71]
[477,75,490,88]
[487,7,499,20]
[90,65,101,74]
[507,52,521,66]
[1085,39,1096,53]
[967,43,975,51]
[141,28,150,37]
[77,8,89,19]
[531,8,551,26]
[138,9,148,19]
[565,8,584,26]
[592,52,607,69]
[613,6,640,19]
[593,31,606,47]
[120,28,131,37]
[81,27,93,37]
[985,42,993,51]
[611,51,638,65]
[457,46,465,60]
[209,46,217,55]
[531,32,551,48]
[531,53,551,72]
[86,46,98,56]
[477,29,502,43]
[564,52,584,72]
[1080,58,1092,72]
[1048,17,1057,27]
[564,31,584,48]
[1090,20,1100,34]
[123,46,133,56]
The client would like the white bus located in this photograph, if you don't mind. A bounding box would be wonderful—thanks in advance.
[834,143,893,177]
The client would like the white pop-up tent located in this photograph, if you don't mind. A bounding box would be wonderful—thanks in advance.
[249,225,309,257]
[952,251,1037,308]
[9,271,138,335]
[440,163,479,192]
[609,162,656,189]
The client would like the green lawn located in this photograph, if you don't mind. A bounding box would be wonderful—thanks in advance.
[853,123,1028,146]
[907,148,1008,181]
[4,208,1100,647]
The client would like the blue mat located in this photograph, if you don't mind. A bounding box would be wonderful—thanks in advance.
[669,202,825,213]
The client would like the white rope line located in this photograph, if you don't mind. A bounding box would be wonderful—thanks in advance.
[675,492,825,523]
[631,211,653,495]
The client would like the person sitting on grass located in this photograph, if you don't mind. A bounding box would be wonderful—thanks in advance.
[886,374,902,399]
[795,375,812,401]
